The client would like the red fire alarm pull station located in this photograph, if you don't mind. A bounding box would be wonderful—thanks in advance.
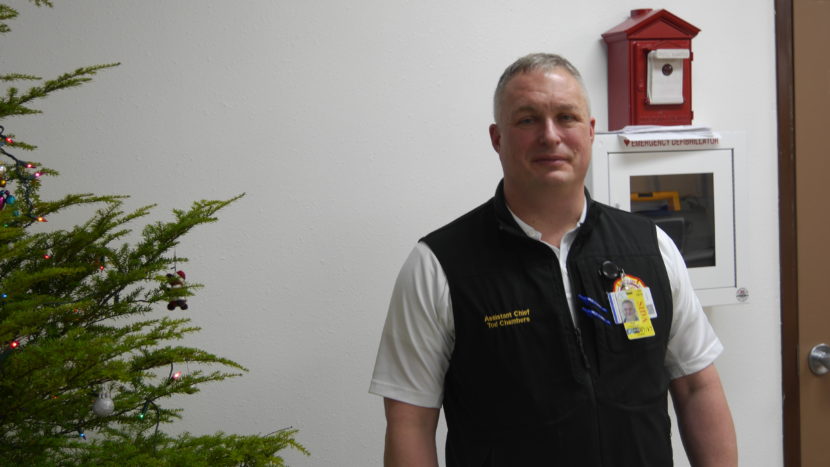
[602,9,700,130]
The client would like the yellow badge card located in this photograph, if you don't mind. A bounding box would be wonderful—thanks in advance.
[608,287,656,340]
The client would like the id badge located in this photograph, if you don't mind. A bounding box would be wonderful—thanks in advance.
[607,274,657,340]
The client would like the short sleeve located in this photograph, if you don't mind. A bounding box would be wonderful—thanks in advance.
[369,242,455,408]
[658,228,724,379]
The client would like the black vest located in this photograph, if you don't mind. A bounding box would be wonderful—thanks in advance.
[422,183,674,467]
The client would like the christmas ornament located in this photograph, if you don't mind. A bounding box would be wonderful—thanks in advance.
[0,190,16,210]
[92,388,114,416]
[166,270,188,310]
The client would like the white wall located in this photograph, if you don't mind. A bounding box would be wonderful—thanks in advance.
[2,1,781,465]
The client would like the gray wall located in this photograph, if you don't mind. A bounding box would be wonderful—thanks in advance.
[3,1,781,465]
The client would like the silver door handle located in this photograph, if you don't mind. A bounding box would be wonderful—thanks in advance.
[809,344,830,375]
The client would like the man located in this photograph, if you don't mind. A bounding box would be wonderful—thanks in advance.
[622,299,638,323]
[370,53,736,466]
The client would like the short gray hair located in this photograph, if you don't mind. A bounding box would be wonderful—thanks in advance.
[493,53,591,121]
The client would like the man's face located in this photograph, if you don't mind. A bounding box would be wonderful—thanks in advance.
[489,68,595,193]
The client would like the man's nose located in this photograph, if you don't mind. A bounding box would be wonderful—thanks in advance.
[539,118,563,145]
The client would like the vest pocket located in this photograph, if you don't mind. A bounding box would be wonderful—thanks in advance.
[571,255,672,355]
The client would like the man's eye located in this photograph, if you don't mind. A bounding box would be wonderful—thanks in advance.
[518,117,535,124]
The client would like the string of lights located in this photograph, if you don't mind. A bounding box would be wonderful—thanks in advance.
[0,125,47,223]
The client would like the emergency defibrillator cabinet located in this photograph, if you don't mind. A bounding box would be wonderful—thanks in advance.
[602,9,700,130]
[587,132,748,307]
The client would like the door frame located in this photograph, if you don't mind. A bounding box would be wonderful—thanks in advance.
[775,0,798,465]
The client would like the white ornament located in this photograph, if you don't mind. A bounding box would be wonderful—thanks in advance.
[93,390,114,417]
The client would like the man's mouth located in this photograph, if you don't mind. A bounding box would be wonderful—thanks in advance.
[533,154,569,164]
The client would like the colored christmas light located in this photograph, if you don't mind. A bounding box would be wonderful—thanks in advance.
[138,399,150,419]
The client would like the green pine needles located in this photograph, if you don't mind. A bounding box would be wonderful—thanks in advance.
[0,2,306,465]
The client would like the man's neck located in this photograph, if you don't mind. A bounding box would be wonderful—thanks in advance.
[503,182,585,248]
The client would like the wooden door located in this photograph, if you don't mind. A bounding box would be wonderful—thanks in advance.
[779,0,830,465]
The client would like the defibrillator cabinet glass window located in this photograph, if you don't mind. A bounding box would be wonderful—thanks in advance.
[629,173,715,268]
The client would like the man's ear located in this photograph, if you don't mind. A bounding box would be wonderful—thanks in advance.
[489,123,501,153]
[589,117,596,143]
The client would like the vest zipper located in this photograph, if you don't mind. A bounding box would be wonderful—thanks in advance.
[573,326,591,370]
[502,213,606,463]
[575,321,606,466]
[569,247,606,466]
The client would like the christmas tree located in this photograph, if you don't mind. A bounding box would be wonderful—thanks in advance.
[0,2,306,465]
